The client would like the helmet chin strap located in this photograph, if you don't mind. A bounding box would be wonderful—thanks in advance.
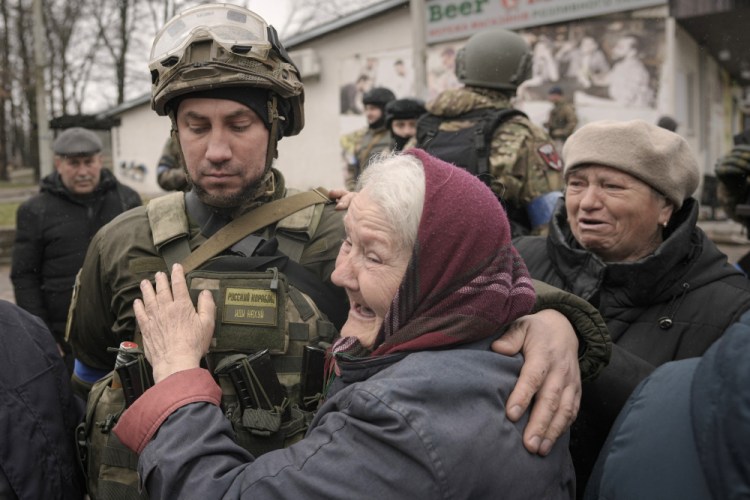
[265,94,280,172]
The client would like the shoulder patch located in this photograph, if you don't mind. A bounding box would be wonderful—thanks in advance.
[537,143,563,171]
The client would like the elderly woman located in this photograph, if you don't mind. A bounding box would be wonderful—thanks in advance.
[513,119,750,494]
[114,150,576,498]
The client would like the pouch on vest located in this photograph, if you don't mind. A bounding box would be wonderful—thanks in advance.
[77,372,147,500]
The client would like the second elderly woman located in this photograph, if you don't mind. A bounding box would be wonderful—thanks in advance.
[114,150,577,499]
[513,119,750,495]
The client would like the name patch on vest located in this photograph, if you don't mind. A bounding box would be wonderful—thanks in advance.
[223,288,278,327]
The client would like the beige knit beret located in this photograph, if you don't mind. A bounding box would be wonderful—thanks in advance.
[562,119,699,209]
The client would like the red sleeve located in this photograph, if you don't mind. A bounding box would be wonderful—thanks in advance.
[114,368,222,454]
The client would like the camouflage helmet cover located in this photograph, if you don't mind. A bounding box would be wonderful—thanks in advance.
[455,28,533,92]
[149,3,304,136]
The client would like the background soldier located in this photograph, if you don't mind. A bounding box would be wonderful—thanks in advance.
[416,28,563,237]
[385,97,426,152]
[544,86,578,151]
[342,86,395,189]
[156,136,188,191]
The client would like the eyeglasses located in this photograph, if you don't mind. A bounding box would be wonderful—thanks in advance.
[149,4,271,69]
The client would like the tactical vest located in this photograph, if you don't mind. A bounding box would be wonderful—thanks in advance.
[77,191,341,499]
[416,108,525,184]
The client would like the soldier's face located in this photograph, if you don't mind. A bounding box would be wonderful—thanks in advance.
[177,98,269,208]
[391,119,418,139]
[565,165,673,263]
[54,154,102,195]
[364,104,383,126]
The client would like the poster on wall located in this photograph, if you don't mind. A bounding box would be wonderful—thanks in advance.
[339,48,415,122]
[423,13,666,128]
[517,16,666,111]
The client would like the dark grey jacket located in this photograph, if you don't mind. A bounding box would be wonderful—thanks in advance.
[133,338,575,499]
[585,309,750,499]
[514,197,750,492]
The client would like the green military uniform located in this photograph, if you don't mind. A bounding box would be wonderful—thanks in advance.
[156,136,189,191]
[342,126,392,190]
[423,86,563,234]
[545,100,578,143]
[67,169,345,374]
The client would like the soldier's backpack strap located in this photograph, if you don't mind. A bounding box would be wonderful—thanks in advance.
[146,189,332,273]
[147,192,191,269]
[181,188,331,274]
[474,108,526,178]
[416,108,526,179]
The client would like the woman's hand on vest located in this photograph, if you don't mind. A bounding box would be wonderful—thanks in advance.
[492,309,581,456]
[134,264,216,384]
[329,188,356,210]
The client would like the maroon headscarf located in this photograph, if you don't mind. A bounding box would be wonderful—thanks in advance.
[332,149,536,360]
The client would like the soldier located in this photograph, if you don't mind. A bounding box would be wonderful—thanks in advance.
[416,28,563,237]
[342,86,395,189]
[155,136,188,191]
[544,86,578,151]
[385,97,426,152]
[67,4,604,497]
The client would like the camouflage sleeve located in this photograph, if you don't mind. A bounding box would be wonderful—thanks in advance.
[68,208,166,372]
[340,130,365,190]
[67,229,121,372]
[560,105,578,137]
[488,119,562,208]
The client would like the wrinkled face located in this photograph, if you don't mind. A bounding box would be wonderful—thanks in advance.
[391,118,418,139]
[565,165,673,263]
[177,98,269,208]
[364,104,383,126]
[54,154,103,195]
[331,189,411,349]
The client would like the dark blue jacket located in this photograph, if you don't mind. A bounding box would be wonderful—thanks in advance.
[585,309,750,499]
[0,300,85,499]
[121,338,575,499]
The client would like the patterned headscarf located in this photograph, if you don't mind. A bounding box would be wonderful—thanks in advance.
[332,149,536,361]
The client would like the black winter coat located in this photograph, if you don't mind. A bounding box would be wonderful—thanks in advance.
[513,197,750,494]
[11,169,141,344]
[0,300,85,499]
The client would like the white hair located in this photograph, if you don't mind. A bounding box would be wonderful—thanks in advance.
[356,152,425,252]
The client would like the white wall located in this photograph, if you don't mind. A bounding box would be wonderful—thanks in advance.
[276,6,413,191]
[111,104,173,197]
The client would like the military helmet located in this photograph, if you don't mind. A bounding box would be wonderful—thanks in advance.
[362,87,396,108]
[149,3,304,137]
[385,98,426,129]
[455,28,533,92]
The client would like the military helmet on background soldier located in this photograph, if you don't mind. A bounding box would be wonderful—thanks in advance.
[148,4,304,168]
[385,98,426,130]
[362,87,396,109]
[455,28,533,92]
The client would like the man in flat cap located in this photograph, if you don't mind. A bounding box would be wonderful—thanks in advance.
[11,127,141,370]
